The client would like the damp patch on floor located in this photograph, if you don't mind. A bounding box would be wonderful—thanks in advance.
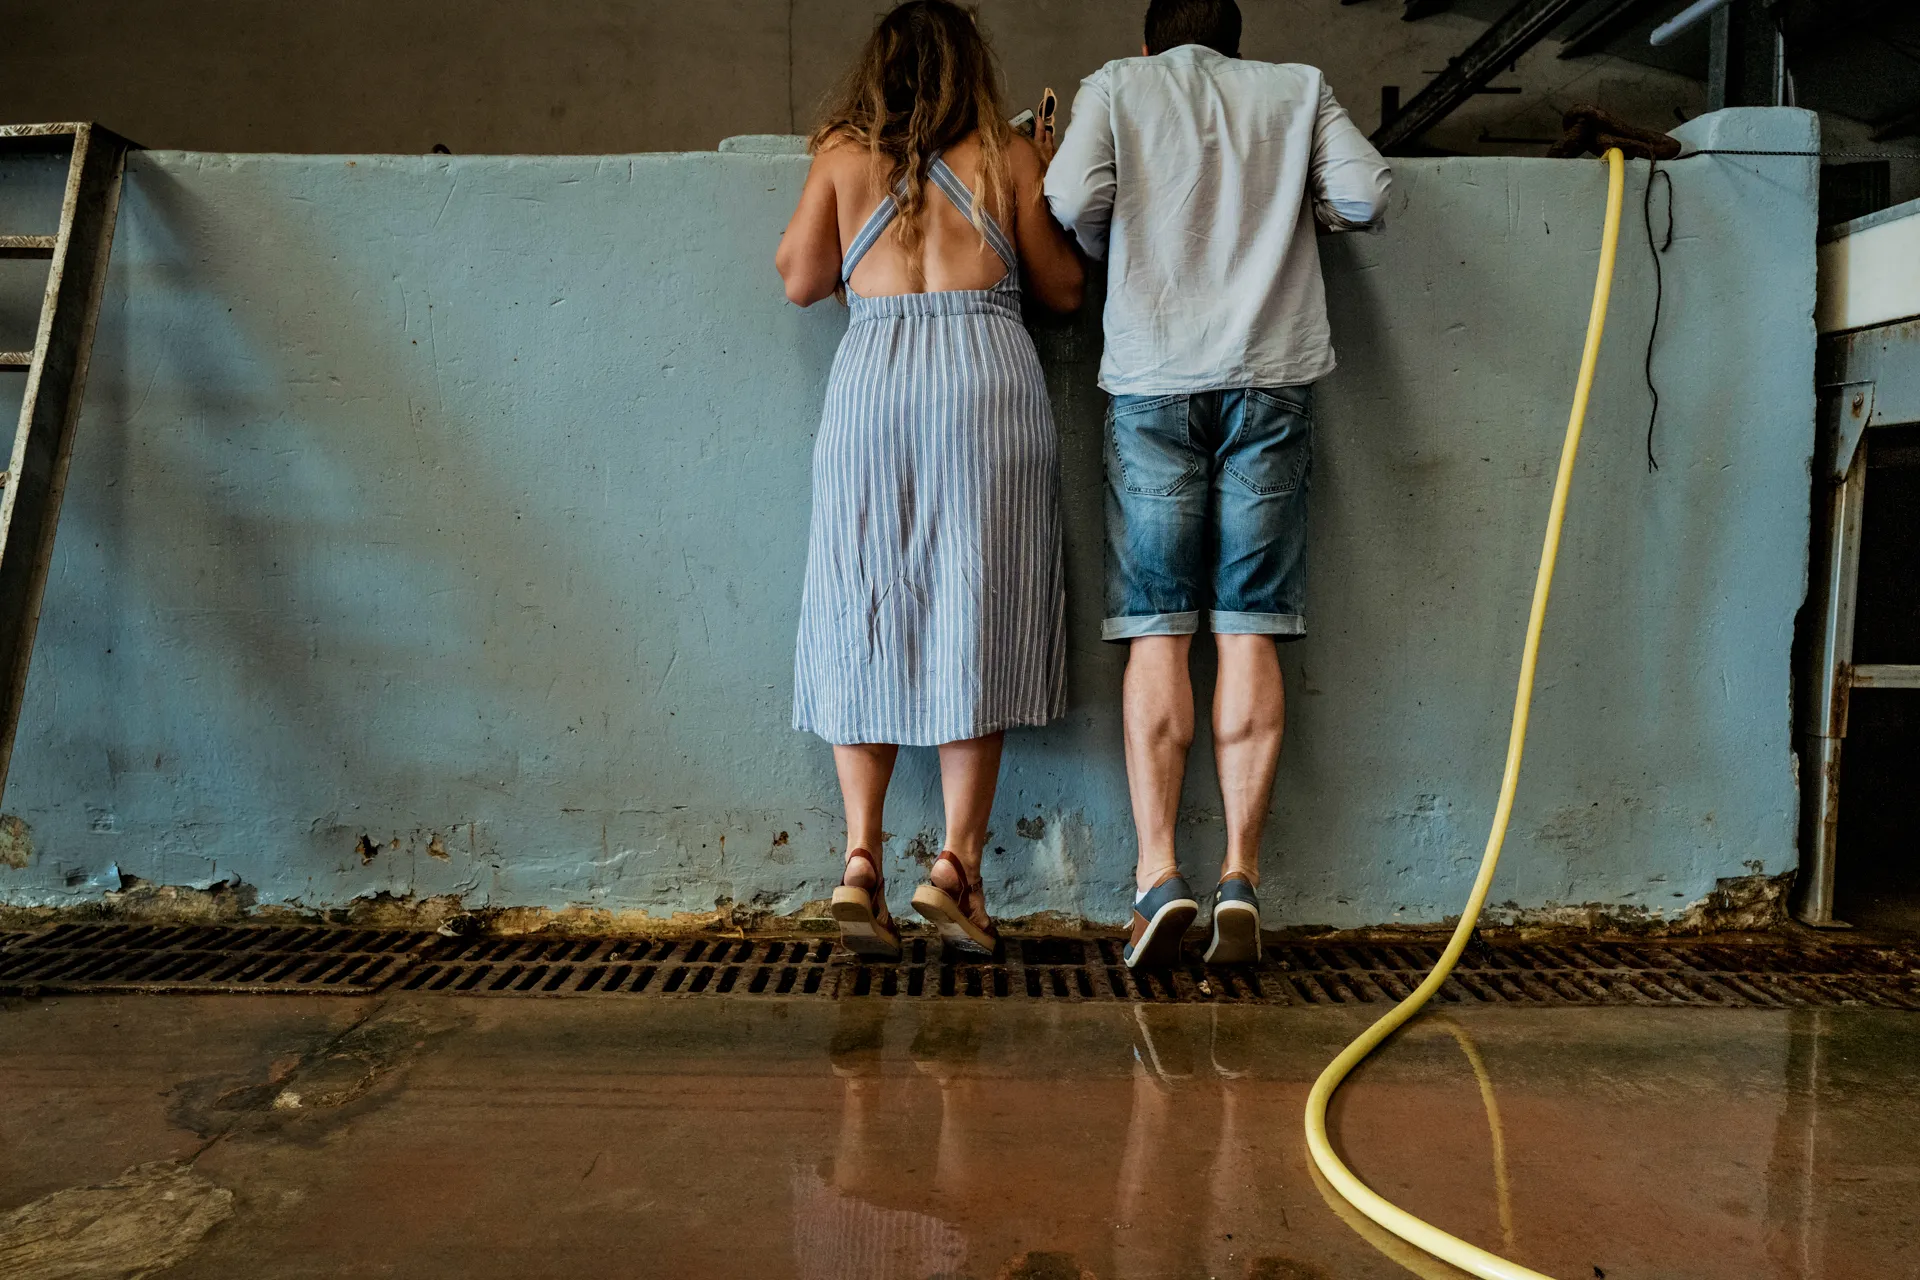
[0,1160,233,1280]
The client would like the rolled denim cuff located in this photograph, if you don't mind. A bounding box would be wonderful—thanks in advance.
[1102,611,1201,642]
[1209,610,1305,637]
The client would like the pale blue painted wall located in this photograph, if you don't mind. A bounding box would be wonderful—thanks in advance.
[0,110,1817,926]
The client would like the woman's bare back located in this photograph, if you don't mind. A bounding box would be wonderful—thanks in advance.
[823,132,1019,298]
[777,122,1080,314]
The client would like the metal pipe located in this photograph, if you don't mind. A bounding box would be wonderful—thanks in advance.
[1558,0,1670,60]
[1792,387,1869,929]
[1651,0,1732,46]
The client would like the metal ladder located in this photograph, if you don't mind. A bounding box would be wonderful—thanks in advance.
[1795,319,1920,927]
[0,123,132,800]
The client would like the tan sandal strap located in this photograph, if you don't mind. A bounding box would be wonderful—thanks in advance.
[934,851,982,922]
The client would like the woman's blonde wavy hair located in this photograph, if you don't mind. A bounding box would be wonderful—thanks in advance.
[809,0,1013,290]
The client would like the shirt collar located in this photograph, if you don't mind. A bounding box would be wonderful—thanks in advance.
[1156,44,1231,63]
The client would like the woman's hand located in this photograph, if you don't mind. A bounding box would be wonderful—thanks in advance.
[1008,133,1082,314]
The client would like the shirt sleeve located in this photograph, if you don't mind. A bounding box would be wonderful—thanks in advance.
[1310,81,1392,232]
[1042,73,1117,261]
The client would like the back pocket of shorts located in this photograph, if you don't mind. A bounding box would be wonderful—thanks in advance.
[1110,395,1201,497]
[1225,389,1313,496]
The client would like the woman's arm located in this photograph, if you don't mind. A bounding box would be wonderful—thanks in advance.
[1007,136,1084,315]
[776,148,846,307]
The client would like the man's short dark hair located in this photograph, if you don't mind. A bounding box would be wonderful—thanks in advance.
[1144,0,1241,57]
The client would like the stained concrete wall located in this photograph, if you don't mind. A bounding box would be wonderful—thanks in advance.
[0,0,1707,160]
[0,109,1818,927]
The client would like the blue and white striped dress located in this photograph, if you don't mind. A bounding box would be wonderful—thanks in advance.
[793,157,1067,747]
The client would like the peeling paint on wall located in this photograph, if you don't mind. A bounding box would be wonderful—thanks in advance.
[0,815,30,869]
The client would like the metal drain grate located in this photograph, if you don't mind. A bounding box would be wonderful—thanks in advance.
[399,933,1920,1008]
[1251,938,1920,1009]
[4,926,1918,1007]
[0,923,432,994]
[399,935,841,997]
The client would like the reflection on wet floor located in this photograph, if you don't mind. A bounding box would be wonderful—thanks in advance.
[807,1001,1282,1280]
[2,993,1917,1279]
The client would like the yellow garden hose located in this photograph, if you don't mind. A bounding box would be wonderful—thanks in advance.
[1304,147,1626,1280]
[1309,1020,1515,1280]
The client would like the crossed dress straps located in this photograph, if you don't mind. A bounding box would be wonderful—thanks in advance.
[840,154,1020,293]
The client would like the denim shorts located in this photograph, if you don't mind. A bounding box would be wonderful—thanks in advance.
[1103,386,1313,642]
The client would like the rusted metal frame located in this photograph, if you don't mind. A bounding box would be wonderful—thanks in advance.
[1795,322,1920,925]
[0,235,57,259]
[1557,0,1671,58]
[1370,0,1592,153]
[0,123,83,142]
[1793,385,1868,927]
[0,124,131,802]
[1851,664,1920,688]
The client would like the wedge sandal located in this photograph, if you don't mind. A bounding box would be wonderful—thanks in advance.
[911,851,999,957]
[830,848,902,961]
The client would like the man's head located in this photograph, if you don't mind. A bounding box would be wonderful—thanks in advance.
[1143,0,1241,57]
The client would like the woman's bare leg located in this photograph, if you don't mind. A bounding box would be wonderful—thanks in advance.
[931,733,1004,893]
[833,743,899,887]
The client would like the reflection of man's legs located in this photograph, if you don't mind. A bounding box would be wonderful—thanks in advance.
[1112,1007,1204,1280]
[1204,1006,1261,1277]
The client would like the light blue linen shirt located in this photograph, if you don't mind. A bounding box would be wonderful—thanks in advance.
[1044,45,1392,394]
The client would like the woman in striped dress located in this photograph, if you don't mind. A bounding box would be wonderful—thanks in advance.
[776,0,1083,960]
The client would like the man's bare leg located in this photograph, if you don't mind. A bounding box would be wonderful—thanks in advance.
[1212,634,1285,885]
[1123,635,1195,895]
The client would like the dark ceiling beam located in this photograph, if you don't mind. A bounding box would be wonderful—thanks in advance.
[1871,104,1920,142]
[1557,0,1674,59]
[1784,0,1906,65]
[1371,0,1595,154]
[1708,0,1785,109]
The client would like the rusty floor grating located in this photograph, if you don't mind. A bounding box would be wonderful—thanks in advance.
[404,934,1920,1008]
[0,924,431,994]
[3,926,1919,1007]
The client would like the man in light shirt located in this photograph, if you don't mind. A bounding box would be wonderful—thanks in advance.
[1044,0,1390,968]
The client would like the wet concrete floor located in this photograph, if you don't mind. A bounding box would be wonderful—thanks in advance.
[2,991,1917,1279]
